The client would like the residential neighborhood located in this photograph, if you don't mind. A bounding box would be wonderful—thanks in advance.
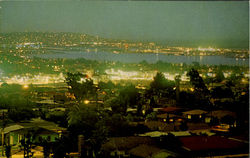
[0,1,249,158]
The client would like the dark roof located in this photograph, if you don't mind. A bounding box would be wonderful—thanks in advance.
[128,144,161,158]
[159,107,182,113]
[179,136,246,151]
[101,136,154,152]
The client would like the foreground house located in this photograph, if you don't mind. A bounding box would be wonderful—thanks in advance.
[1,124,25,145]
[1,118,66,146]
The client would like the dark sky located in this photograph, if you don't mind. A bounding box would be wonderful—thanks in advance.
[0,1,249,48]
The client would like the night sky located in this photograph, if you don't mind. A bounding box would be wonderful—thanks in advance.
[0,1,249,48]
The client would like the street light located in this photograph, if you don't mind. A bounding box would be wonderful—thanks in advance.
[84,100,90,104]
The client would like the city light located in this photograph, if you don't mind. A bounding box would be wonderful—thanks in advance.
[198,47,216,52]
[23,85,29,89]
[84,100,90,104]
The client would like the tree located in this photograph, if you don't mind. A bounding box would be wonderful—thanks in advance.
[146,112,157,121]
[8,107,35,122]
[178,91,196,108]
[107,85,139,115]
[52,137,67,158]
[119,85,139,108]
[187,68,211,109]
[214,69,225,83]
[150,72,167,91]
[136,94,145,116]
[98,80,115,90]
[65,72,96,103]
[187,68,208,93]
[0,83,35,109]
[211,86,233,99]
[67,106,99,135]
[67,106,108,157]
[149,72,175,97]
[228,71,244,85]
[104,113,131,137]
[175,75,181,104]
[110,97,127,115]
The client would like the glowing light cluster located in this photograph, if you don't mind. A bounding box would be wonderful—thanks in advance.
[1,73,64,85]
[198,47,217,52]
[105,69,155,80]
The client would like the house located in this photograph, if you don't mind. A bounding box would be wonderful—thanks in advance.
[139,131,169,137]
[128,144,176,158]
[144,121,176,132]
[205,110,237,126]
[139,131,192,139]
[1,124,25,145]
[20,118,66,134]
[127,108,137,114]
[188,129,216,136]
[157,113,185,123]
[169,131,191,137]
[101,136,154,157]
[182,109,208,122]
[4,126,64,146]
[156,107,187,129]
[179,136,248,157]
[2,118,66,146]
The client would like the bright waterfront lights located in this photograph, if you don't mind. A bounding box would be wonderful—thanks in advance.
[23,84,29,89]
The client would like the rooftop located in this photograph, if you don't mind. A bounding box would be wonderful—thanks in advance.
[159,107,183,113]
[170,131,191,137]
[139,131,168,137]
[1,124,24,134]
[101,136,154,152]
[183,109,207,115]
[128,144,162,158]
[179,136,247,151]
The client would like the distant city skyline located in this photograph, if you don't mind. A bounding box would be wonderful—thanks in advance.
[0,1,249,48]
